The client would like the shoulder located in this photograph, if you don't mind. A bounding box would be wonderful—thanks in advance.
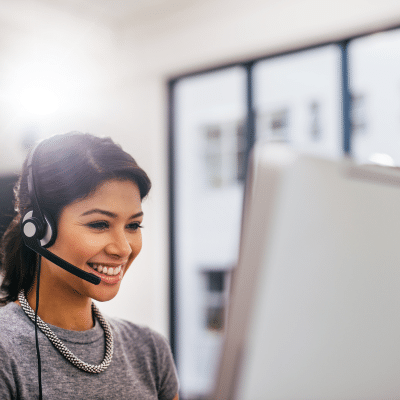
[0,301,19,320]
[0,303,29,374]
[0,302,31,342]
[108,317,172,355]
[107,317,179,398]
[0,304,13,349]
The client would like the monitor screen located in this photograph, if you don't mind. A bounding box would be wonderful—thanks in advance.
[213,143,400,400]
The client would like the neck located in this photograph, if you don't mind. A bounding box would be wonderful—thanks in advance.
[26,282,94,331]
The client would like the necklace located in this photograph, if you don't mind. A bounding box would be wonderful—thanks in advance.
[18,290,113,373]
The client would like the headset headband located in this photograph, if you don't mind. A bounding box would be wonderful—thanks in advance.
[21,139,101,285]
[26,143,47,239]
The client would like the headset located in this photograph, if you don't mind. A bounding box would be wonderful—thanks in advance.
[20,141,101,399]
[21,142,101,285]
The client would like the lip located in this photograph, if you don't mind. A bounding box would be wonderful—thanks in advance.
[86,263,124,285]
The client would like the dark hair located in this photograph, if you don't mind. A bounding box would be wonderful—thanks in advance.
[0,132,151,304]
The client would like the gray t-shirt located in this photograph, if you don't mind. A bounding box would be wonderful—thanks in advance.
[0,302,178,399]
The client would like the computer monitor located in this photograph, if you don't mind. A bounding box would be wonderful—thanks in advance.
[213,143,400,400]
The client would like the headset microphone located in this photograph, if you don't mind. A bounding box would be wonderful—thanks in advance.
[22,228,101,285]
[21,143,101,285]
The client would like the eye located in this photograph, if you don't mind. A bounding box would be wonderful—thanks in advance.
[127,222,143,231]
[87,221,110,231]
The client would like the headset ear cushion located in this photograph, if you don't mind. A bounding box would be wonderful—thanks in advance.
[41,212,57,248]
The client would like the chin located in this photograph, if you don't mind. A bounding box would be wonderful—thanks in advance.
[88,285,121,303]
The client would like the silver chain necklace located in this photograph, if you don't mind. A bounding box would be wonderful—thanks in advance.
[18,290,113,374]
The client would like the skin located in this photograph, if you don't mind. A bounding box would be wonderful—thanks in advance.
[25,179,144,331]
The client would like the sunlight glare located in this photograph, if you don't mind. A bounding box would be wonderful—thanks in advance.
[20,85,60,116]
[368,153,395,167]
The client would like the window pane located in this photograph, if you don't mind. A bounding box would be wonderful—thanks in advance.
[253,45,343,158]
[349,29,400,165]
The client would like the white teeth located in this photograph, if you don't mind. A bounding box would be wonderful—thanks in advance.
[90,264,122,276]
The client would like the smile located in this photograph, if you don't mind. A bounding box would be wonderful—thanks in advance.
[88,263,122,276]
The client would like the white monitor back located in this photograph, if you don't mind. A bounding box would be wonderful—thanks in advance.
[213,143,400,400]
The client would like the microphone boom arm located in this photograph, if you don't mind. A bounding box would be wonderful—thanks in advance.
[24,237,101,285]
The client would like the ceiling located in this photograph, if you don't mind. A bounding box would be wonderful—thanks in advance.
[0,0,201,33]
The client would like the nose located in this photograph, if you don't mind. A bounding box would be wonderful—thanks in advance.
[105,230,133,259]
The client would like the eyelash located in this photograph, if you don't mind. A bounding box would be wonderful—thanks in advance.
[128,222,143,231]
[86,221,143,231]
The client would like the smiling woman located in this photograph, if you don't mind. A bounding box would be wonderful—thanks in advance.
[40,179,144,311]
[0,132,179,400]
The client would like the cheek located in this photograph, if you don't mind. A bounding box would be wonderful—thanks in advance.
[129,233,143,260]
[133,233,143,255]
[123,235,142,276]
[75,235,110,262]
[51,231,106,263]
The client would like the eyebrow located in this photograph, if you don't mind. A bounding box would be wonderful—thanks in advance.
[80,209,144,219]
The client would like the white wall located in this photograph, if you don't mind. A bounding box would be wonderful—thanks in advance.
[1,0,400,338]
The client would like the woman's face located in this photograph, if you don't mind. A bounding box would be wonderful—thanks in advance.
[43,179,143,302]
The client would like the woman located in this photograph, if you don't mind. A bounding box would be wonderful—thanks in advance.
[0,132,179,399]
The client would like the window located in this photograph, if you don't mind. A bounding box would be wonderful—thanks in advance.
[172,67,246,399]
[170,25,400,400]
